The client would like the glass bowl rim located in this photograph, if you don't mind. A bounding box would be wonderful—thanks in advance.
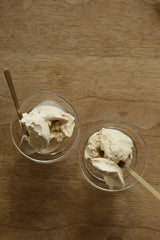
[78,120,148,192]
[10,92,80,164]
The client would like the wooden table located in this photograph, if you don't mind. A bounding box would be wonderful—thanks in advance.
[0,0,160,239]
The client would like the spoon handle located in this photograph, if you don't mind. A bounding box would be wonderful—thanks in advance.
[4,69,28,136]
[125,166,160,201]
[4,69,22,119]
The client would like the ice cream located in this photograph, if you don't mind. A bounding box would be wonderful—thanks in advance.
[84,128,133,189]
[20,101,75,154]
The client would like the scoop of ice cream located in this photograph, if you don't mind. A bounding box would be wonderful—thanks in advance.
[91,157,124,189]
[85,128,133,166]
[85,128,133,189]
[20,102,75,153]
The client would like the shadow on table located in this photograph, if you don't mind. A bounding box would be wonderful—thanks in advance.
[6,154,75,229]
[4,148,133,240]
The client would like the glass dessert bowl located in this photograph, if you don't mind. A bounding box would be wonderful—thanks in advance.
[10,93,80,163]
[78,121,148,192]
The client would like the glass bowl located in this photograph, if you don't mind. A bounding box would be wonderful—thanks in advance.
[78,121,148,192]
[10,93,80,163]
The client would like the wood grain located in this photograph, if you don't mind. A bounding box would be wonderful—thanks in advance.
[0,0,160,239]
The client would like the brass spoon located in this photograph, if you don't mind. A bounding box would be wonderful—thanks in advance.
[125,166,160,200]
[119,161,160,200]
[4,69,35,154]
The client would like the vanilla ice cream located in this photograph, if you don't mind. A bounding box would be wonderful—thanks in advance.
[85,128,133,189]
[20,101,75,153]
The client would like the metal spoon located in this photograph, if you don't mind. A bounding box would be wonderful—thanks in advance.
[125,166,160,201]
[4,69,35,155]
[118,161,160,200]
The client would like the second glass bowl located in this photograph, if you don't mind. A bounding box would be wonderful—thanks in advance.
[78,121,148,192]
